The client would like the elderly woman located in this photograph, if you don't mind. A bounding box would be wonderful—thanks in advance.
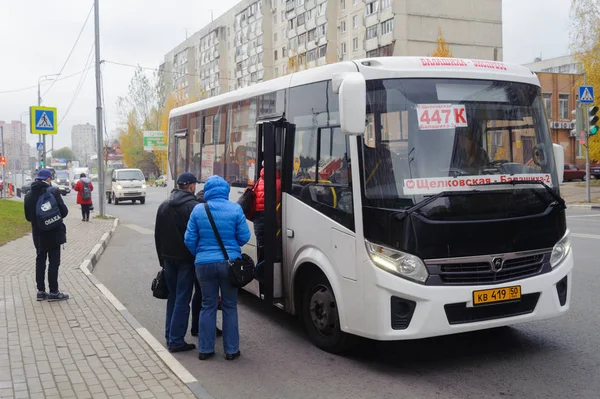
[185,176,251,361]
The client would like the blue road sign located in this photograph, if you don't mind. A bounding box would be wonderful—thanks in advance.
[36,142,43,152]
[579,86,595,104]
[29,106,57,134]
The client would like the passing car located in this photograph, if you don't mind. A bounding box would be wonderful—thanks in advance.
[563,164,586,182]
[154,175,167,187]
[107,168,147,205]
[21,181,70,196]
[55,170,71,187]
[591,162,600,179]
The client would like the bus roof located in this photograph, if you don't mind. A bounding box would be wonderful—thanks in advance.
[170,56,540,119]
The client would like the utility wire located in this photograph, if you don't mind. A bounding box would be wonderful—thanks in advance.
[58,42,96,126]
[0,68,91,95]
[43,3,94,98]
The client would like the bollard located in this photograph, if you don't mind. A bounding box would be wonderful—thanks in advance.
[9,183,13,197]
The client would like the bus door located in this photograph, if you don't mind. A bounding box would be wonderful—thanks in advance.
[173,130,188,184]
[255,118,285,305]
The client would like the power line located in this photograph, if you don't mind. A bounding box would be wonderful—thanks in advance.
[0,68,92,95]
[58,43,96,126]
[43,3,94,98]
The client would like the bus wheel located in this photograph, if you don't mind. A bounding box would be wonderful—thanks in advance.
[302,274,356,354]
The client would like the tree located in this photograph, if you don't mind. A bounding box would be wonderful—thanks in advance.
[52,147,76,161]
[431,27,453,57]
[570,0,600,161]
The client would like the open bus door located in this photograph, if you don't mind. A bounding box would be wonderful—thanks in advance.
[255,118,287,306]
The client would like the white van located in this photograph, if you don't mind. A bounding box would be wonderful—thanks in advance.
[107,168,147,205]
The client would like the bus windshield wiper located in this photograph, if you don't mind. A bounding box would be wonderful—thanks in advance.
[472,179,566,209]
[395,190,476,221]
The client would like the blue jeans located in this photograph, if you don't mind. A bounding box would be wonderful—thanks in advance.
[196,261,239,354]
[164,261,194,349]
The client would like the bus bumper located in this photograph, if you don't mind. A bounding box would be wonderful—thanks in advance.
[350,250,573,341]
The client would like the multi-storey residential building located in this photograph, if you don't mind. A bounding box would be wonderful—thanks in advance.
[0,121,27,171]
[524,55,581,75]
[71,123,97,165]
[162,0,503,103]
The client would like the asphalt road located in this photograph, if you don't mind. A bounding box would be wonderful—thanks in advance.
[91,188,600,399]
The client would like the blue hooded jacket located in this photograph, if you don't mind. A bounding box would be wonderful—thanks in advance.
[185,176,251,265]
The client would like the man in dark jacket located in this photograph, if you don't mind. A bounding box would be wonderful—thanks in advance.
[24,169,70,302]
[155,172,200,353]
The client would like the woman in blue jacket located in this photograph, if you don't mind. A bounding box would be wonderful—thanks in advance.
[185,176,251,361]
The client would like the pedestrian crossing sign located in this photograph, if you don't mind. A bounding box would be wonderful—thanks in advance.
[30,106,58,135]
[579,86,594,104]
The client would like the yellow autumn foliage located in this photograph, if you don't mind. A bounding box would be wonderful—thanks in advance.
[431,27,453,58]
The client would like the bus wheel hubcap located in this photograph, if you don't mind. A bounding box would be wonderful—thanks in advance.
[310,285,338,336]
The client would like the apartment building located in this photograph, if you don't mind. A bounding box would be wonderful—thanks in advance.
[0,121,27,171]
[71,123,97,165]
[161,0,503,103]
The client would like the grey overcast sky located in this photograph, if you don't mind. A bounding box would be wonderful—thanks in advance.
[0,0,571,152]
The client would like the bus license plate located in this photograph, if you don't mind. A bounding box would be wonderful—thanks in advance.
[473,285,521,306]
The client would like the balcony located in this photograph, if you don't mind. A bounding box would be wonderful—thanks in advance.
[380,32,393,46]
[380,8,393,22]
[365,37,378,51]
[288,28,297,39]
[365,14,378,28]
[307,60,317,69]
[286,1,295,12]
[296,25,306,36]
[306,18,317,31]
[287,9,296,19]
[317,14,327,26]
[317,57,327,66]
[307,40,317,51]
[305,0,316,9]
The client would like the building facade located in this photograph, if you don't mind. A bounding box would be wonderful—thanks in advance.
[535,72,584,166]
[0,121,27,171]
[524,55,581,75]
[71,123,97,166]
[161,0,503,104]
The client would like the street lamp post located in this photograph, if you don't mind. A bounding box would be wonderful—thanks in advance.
[37,74,59,169]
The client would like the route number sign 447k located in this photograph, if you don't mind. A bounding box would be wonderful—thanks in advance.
[473,285,521,306]
[417,104,468,130]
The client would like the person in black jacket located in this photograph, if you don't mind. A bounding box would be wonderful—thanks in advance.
[155,172,201,353]
[24,169,70,302]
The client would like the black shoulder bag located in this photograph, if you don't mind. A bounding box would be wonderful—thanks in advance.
[151,269,169,299]
[204,203,255,288]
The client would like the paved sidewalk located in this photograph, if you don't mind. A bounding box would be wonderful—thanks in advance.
[0,209,197,399]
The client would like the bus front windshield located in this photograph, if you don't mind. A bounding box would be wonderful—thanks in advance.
[362,78,559,211]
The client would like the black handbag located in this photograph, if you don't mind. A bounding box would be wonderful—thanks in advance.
[237,183,257,220]
[151,269,169,299]
[204,203,255,288]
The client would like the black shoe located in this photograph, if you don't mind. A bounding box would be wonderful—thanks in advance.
[168,343,196,353]
[216,328,222,337]
[198,352,215,360]
[48,292,70,302]
[225,351,241,361]
[82,218,85,221]
[36,291,47,301]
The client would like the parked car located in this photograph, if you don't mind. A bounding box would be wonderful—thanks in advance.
[563,164,586,182]
[591,162,600,179]
[21,180,70,196]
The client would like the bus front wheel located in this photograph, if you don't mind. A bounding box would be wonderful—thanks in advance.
[301,274,356,354]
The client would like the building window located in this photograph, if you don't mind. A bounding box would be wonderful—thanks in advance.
[353,37,359,51]
[308,29,316,41]
[318,3,326,16]
[274,14,277,24]
[319,44,327,58]
[297,0,304,5]
[274,50,278,60]
[317,23,326,38]
[251,72,257,82]
[366,24,377,39]
[308,48,317,62]
[380,18,393,35]
[559,94,569,120]
[366,0,378,15]
[543,93,552,119]
[381,0,392,9]
[353,0,358,4]
[341,42,347,54]
[341,20,346,32]
[341,0,345,11]
[274,32,278,43]
[297,13,306,26]
[299,32,307,45]
[283,28,287,38]
[282,46,287,57]
[353,15,358,28]
[275,67,279,77]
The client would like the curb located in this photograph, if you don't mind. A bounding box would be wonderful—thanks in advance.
[78,218,215,399]
[567,204,600,210]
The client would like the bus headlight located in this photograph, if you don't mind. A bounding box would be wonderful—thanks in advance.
[366,240,429,284]
[116,184,122,190]
[550,230,571,268]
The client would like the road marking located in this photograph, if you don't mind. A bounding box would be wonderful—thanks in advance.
[122,224,154,235]
[572,233,600,240]
[567,214,600,219]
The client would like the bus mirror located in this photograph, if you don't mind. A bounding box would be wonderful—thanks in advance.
[339,73,366,136]
[552,143,564,184]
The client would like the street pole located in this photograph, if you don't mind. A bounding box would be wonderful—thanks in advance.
[584,73,591,203]
[1,126,5,198]
[37,74,59,170]
[94,0,106,216]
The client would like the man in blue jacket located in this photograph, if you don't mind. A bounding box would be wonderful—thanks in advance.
[155,172,200,353]
[185,176,251,360]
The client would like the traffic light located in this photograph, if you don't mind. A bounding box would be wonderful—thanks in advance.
[571,108,584,137]
[0,156,5,166]
[40,160,45,168]
[590,105,599,136]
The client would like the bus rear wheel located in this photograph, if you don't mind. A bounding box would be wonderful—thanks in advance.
[301,274,356,354]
